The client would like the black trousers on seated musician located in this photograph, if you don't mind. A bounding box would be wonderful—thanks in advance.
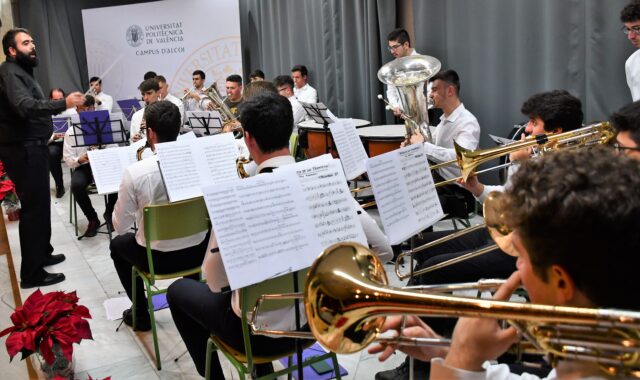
[109,231,209,313]
[71,164,117,223]
[48,141,64,191]
[431,169,476,220]
[167,279,303,378]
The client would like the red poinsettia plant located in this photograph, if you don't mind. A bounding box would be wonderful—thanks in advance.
[0,290,92,365]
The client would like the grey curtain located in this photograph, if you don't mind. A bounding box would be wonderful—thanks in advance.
[240,0,396,125]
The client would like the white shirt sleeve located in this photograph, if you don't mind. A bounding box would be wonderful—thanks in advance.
[112,168,138,235]
[386,84,402,109]
[430,358,552,380]
[129,111,143,142]
[62,129,84,169]
[423,119,480,164]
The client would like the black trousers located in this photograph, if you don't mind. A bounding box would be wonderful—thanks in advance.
[48,141,63,190]
[0,144,54,281]
[167,279,302,378]
[109,231,209,311]
[71,164,117,221]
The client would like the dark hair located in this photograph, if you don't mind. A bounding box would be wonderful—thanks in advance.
[138,78,159,92]
[249,69,265,80]
[226,74,242,84]
[291,65,308,77]
[429,69,461,95]
[83,94,96,107]
[272,75,294,90]
[621,0,640,22]
[506,146,640,310]
[143,101,181,143]
[143,71,157,80]
[192,70,205,80]
[240,92,293,153]
[611,101,640,146]
[155,75,167,83]
[49,88,65,99]
[520,90,583,132]
[387,28,411,46]
[242,81,276,100]
[2,28,30,56]
[89,76,101,85]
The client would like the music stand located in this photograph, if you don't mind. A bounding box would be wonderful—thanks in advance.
[51,116,72,134]
[186,110,223,136]
[116,99,142,121]
[300,102,335,154]
[70,110,128,149]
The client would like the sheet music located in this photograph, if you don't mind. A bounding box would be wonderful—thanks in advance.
[202,155,365,290]
[328,119,368,180]
[366,144,443,244]
[87,145,138,194]
[156,133,239,202]
[177,131,197,141]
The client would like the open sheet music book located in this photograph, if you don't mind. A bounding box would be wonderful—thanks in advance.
[87,139,146,195]
[202,155,367,290]
[366,144,444,245]
[328,118,368,180]
[155,132,239,202]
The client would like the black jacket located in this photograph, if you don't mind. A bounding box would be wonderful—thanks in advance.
[0,57,66,144]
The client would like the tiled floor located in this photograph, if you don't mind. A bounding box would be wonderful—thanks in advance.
[0,170,482,379]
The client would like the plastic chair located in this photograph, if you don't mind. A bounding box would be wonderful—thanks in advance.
[204,270,341,380]
[131,196,210,370]
[289,132,299,160]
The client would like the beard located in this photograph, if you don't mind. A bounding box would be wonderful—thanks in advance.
[15,49,39,68]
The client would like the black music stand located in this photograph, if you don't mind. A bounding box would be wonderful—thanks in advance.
[186,110,223,136]
[300,102,335,154]
[70,110,128,149]
[116,99,142,122]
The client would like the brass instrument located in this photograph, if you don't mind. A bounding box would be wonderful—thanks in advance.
[202,83,243,139]
[181,87,196,101]
[135,119,152,161]
[236,157,252,179]
[377,55,441,144]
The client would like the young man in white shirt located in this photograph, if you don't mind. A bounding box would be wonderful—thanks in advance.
[129,78,161,142]
[370,147,640,379]
[89,76,113,113]
[622,1,640,101]
[291,64,318,103]
[110,100,209,331]
[183,69,208,111]
[273,75,305,133]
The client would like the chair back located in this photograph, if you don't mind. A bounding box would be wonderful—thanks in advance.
[289,133,299,159]
[241,268,308,312]
[143,197,209,241]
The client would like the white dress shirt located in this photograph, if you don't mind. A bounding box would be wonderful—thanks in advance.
[184,87,209,111]
[129,108,145,141]
[294,83,318,104]
[113,155,207,251]
[626,50,640,101]
[164,93,186,125]
[423,103,481,180]
[475,162,520,204]
[62,127,89,169]
[430,358,558,380]
[95,92,113,113]
[288,95,305,133]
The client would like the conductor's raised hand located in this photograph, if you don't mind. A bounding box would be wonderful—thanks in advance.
[65,92,85,109]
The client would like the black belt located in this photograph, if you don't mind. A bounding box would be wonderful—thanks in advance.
[21,139,48,147]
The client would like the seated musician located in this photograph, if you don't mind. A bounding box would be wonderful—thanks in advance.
[370,146,640,379]
[167,91,392,378]
[273,75,306,133]
[224,74,244,118]
[110,101,209,331]
[62,94,117,238]
[611,99,640,158]
[130,78,161,142]
[183,69,208,111]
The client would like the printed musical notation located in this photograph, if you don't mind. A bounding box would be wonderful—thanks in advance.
[87,144,140,195]
[328,119,368,180]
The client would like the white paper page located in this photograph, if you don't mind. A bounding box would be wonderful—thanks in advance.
[177,131,197,140]
[329,119,368,180]
[366,144,443,244]
[88,146,134,194]
[195,133,239,186]
[203,173,320,289]
[287,156,368,248]
[103,297,131,321]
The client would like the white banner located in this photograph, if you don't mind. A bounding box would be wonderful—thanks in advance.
[82,0,242,106]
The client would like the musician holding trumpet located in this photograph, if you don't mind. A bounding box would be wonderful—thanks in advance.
[183,70,209,111]
[370,146,640,379]
[130,78,161,142]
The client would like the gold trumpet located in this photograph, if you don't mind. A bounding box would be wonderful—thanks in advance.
[236,157,252,179]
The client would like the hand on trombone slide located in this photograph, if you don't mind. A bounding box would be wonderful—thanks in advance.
[400,130,427,148]
[367,315,447,363]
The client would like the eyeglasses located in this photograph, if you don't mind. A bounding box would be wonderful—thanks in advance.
[277,87,289,93]
[388,43,403,52]
[613,142,640,153]
[622,26,640,35]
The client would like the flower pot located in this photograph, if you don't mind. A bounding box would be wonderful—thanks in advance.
[38,343,75,380]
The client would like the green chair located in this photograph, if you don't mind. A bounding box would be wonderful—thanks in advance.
[131,196,209,370]
[205,270,341,380]
[289,132,299,160]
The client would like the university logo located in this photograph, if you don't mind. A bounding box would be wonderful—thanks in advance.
[126,25,144,47]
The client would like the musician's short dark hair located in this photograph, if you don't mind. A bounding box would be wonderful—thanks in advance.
[429,69,461,96]
[192,70,205,80]
[240,92,293,154]
[621,0,640,22]
[138,78,159,92]
[143,71,157,80]
[291,65,308,77]
[611,101,640,146]
[506,147,640,310]
[144,101,181,143]
[273,75,294,90]
[242,81,276,100]
[387,28,411,46]
[2,28,30,56]
[84,95,95,107]
[49,88,65,99]
[520,90,583,132]
[226,74,242,85]
[89,76,101,85]
[249,69,265,80]
[155,75,167,84]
